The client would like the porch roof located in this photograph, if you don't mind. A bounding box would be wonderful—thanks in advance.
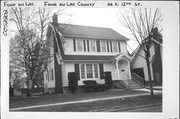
[112,53,132,61]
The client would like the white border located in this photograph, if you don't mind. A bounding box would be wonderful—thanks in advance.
[1,1,179,119]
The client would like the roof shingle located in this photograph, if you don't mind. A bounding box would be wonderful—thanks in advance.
[57,24,129,41]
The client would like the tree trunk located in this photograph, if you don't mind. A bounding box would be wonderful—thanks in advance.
[146,51,154,96]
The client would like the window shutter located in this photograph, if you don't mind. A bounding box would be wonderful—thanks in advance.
[74,64,80,80]
[87,40,90,52]
[96,40,100,52]
[118,42,121,52]
[107,41,109,52]
[110,41,113,52]
[83,40,86,52]
[99,63,104,79]
[73,39,76,52]
[52,69,54,81]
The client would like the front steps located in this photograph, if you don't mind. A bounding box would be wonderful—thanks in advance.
[125,80,144,89]
[113,79,144,89]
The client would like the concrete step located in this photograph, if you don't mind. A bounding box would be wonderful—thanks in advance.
[124,80,144,89]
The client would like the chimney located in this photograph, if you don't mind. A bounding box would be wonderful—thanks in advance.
[52,14,58,26]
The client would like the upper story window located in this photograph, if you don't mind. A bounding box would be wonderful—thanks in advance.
[112,41,118,52]
[74,39,121,53]
[76,39,83,52]
[101,41,107,52]
[90,40,96,52]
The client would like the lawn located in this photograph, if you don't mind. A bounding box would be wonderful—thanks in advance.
[10,89,150,109]
[11,94,162,112]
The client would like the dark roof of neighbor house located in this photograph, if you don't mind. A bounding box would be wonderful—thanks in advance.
[57,24,129,41]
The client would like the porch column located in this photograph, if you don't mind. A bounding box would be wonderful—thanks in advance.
[128,60,132,79]
[116,61,120,80]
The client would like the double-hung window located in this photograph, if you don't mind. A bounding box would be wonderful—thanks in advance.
[101,41,107,52]
[90,40,96,52]
[76,39,83,52]
[112,41,118,52]
[86,64,93,78]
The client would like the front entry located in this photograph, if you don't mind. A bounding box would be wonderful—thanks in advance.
[113,53,132,81]
[118,59,130,80]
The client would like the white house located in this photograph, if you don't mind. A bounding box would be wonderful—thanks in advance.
[131,37,162,86]
[44,14,136,93]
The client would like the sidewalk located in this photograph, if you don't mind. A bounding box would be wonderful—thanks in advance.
[10,89,162,111]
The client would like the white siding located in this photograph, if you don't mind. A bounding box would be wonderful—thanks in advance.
[63,38,128,56]
[132,45,155,81]
[62,62,119,86]
[118,60,130,80]
[63,38,74,53]
[120,41,127,54]
[103,63,116,81]
[44,61,55,91]
[63,63,75,87]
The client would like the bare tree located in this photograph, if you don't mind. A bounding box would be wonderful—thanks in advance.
[118,8,162,96]
[9,8,71,95]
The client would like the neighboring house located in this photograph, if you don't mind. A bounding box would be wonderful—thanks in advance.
[44,14,134,93]
[131,38,162,86]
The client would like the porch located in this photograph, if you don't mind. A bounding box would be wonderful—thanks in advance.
[111,53,144,89]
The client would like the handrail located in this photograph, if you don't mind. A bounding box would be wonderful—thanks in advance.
[132,77,144,87]
[131,73,144,87]
[132,72,143,80]
[121,73,128,88]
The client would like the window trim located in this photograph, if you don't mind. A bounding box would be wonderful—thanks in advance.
[112,41,119,52]
[100,40,107,52]
[89,40,97,52]
[86,64,93,79]
[79,63,99,80]
[80,64,86,79]
[94,64,99,78]
[76,39,84,52]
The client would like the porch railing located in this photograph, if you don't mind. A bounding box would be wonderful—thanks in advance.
[131,72,144,87]
[121,73,129,88]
